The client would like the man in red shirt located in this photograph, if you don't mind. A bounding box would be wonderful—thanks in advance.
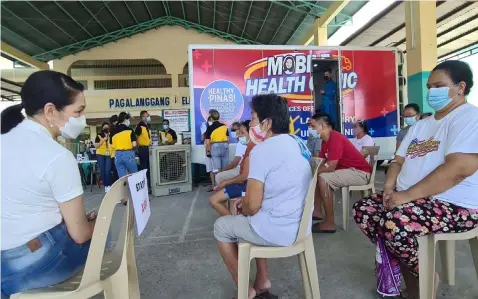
[310,112,371,233]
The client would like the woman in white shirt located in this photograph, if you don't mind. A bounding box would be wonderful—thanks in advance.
[1,71,95,297]
[213,94,312,299]
[350,120,374,157]
[353,60,478,299]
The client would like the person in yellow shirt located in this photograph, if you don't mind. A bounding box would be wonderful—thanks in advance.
[94,122,112,193]
[112,112,137,178]
[160,119,177,145]
[135,110,152,192]
[108,114,119,183]
[204,109,229,172]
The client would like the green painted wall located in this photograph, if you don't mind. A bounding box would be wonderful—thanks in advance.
[407,71,432,113]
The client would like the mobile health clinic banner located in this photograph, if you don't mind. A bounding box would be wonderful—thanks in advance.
[191,47,398,145]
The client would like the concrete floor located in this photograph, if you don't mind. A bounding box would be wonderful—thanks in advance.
[84,169,478,299]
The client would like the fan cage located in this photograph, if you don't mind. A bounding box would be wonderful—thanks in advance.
[157,150,188,185]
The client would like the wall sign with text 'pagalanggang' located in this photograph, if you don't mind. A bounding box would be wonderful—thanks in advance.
[109,97,171,109]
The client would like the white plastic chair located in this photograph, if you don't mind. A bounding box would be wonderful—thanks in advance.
[11,175,140,299]
[417,227,478,299]
[341,146,380,230]
[237,165,321,299]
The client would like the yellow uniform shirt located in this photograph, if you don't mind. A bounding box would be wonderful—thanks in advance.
[112,124,136,151]
[135,122,151,146]
[95,133,110,156]
[205,121,229,143]
[160,128,178,144]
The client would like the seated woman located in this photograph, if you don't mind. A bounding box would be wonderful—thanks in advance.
[1,71,95,298]
[215,122,246,185]
[353,60,478,299]
[209,120,254,216]
[214,94,312,299]
[349,120,374,158]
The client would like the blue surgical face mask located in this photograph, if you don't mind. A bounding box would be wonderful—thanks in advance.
[146,116,151,123]
[308,128,319,138]
[404,116,417,126]
[238,136,248,145]
[230,131,237,139]
[427,86,456,111]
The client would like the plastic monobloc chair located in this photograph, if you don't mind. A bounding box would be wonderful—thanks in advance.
[417,226,478,299]
[237,165,321,299]
[341,146,380,230]
[11,175,140,299]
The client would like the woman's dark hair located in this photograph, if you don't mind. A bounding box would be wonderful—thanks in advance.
[109,114,118,124]
[283,56,295,72]
[356,120,369,135]
[101,122,109,128]
[118,112,131,123]
[311,112,334,130]
[433,60,474,96]
[240,120,251,132]
[1,70,84,134]
[251,94,290,134]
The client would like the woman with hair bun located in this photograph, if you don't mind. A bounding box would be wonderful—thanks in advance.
[1,71,96,297]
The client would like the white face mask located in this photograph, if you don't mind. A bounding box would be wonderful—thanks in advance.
[124,119,131,127]
[55,112,87,139]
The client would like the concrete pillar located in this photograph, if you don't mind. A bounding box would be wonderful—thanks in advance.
[405,1,437,113]
[314,26,328,46]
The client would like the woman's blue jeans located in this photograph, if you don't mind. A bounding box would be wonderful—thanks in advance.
[114,150,138,178]
[1,223,90,298]
[96,154,112,187]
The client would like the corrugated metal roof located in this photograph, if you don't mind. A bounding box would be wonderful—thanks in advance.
[0,1,366,62]
[342,1,478,59]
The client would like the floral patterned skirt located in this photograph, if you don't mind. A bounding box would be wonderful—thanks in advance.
[353,192,478,276]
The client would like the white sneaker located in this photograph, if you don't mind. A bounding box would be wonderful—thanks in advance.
[105,186,111,193]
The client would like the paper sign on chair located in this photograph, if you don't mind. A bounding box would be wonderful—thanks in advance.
[128,169,151,235]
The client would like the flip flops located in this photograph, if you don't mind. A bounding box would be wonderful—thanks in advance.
[311,223,336,234]
[255,290,278,299]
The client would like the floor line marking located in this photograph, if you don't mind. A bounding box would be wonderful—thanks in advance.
[136,237,215,248]
[178,187,201,242]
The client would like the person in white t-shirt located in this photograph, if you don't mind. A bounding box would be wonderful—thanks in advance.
[349,120,374,158]
[215,122,246,184]
[214,94,312,299]
[1,71,96,297]
[353,60,478,299]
